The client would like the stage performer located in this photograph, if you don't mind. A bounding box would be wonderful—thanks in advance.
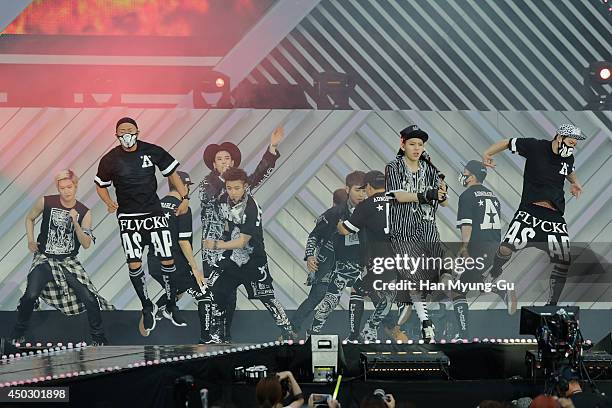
[198,127,283,343]
[385,125,449,342]
[291,189,347,335]
[307,171,367,336]
[140,171,207,338]
[482,124,585,307]
[203,168,297,341]
[12,169,113,346]
[451,160,504,339]
[95,117,189,335]
[338,170,408,342]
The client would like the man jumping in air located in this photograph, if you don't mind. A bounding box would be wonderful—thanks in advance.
[482,124,585,307]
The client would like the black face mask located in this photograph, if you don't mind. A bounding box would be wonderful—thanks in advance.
[458,172,470,187]
[557,137,574,158]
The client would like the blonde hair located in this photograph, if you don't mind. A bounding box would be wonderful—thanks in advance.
[55,169,79,188]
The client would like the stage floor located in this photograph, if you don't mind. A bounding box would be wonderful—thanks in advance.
[0,344,243,385]
[0,342,611,408]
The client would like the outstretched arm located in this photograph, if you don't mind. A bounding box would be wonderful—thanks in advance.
[482,139,510,168]
[247,127,283,190]
[566,171,583,199]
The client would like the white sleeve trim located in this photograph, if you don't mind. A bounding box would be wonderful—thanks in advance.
[509,138,518,154]
[456,219,473,227]
[161,160,180,176]
[343,220,359,233]
[178,232,192,238]
[94,176,112,187]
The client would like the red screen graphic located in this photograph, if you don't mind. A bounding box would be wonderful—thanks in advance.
[3,0,273,37]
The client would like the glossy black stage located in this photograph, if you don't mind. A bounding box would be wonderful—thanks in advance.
[1,340,611,408]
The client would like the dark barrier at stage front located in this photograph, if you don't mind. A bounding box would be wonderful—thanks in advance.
[1,310,612,346]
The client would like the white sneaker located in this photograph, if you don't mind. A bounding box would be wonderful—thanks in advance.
[421,321,435,342]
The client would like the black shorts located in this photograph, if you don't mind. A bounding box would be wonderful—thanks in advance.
[210,258,275,300]
[118,212,173,263]
[502,204,571,265]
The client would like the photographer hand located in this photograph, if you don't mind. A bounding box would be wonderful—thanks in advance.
[385,394,396,408]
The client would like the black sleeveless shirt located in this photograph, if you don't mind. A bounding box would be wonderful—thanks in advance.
[37,195,89,259]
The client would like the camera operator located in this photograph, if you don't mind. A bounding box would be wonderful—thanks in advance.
[360,389,395,408]
[556,367,612,408]
[255,371,304,408]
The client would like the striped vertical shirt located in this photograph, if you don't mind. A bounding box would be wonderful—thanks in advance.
[385,155,441,240]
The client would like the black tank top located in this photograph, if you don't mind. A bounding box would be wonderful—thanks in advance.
[37,195,89,259]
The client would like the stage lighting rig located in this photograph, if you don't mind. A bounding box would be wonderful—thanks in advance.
[590,61,612,84]
[583,61,611,110]
[313,71,354,109]
[194,71,232,108]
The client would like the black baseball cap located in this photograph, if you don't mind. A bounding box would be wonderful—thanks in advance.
[360,170,385,189]
[116,117,138,130]
[399,124,429,142]
[177,171,194,186]
[464,160,487,182]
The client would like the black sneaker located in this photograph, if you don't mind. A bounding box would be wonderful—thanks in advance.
[199,336,222,344]
[142,303,158,334]
[163,305,188,327]
[155,304,166,321]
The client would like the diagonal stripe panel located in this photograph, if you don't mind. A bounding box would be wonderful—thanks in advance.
[249,0,611,110]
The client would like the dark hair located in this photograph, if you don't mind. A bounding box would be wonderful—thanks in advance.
[255,377,282,408]
[345,171,366,189]
[223,167,248,183]
[360,395,387,408]
[333,188,348,206]
[116,117,138,130]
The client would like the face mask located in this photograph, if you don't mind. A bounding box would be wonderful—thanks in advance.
[558,139,574,158]
[458,172,470,187]
[117,132,137,149]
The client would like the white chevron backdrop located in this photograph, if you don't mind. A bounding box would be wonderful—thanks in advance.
[0,108,610,312]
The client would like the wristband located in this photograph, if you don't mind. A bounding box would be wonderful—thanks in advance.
[181,195,190,201]
[213,240,218,250]
[417,192,429,204]
[424,188,438,202]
